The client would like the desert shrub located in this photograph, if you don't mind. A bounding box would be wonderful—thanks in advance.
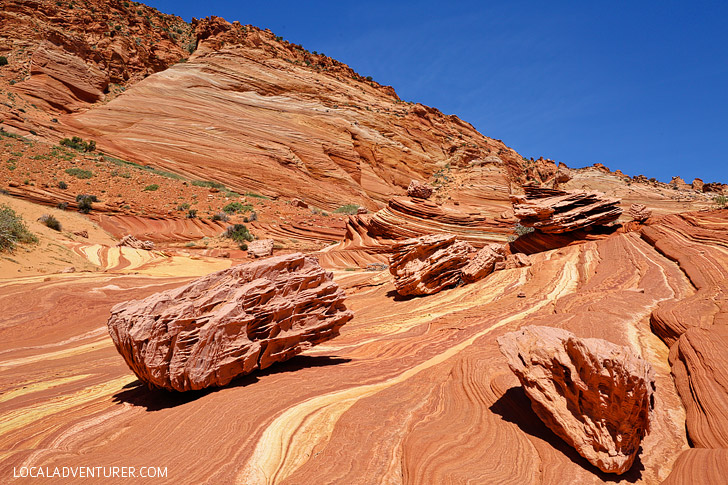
[244,191,270,200]
[186,209,197,219]
[76,194,97,213]
[57,202,69,210]
[223,223,254,249]
[177,202,190,211]
[38,214,61,231]
[0,204,37,252]
[58,181,68,189]
[715,195,727,208]
[143,184,159,191]
[211,212,229,222]
[507,222,535,242]
[60,136,95,152]
[65,167,93,179]
[223,202,253,214]
[0,56,8,66]
[333,204,360,215]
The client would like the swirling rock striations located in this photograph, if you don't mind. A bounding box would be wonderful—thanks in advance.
[106,253,353,391]
[497,325,655,474]
[389,234,473,296]
[669,326,728,448]
[629,203,652,222]
[511,186,622,233]
[662,449,728,485]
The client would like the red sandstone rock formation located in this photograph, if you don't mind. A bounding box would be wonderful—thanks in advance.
[388,234,473,296]
[461,244,505,283]
[497,325,655,474]
[407,180,434,199]
[116,234,154,250]
[629,203,652,222]
[511,186,622,233]
[247,239,274,258]
[106,253,353,391]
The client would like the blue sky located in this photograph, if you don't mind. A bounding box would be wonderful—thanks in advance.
[146,0,728,183]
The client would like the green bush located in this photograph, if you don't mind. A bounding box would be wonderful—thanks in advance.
[58,181,68,189]
[76,194,97,213]
[223,223,254,249]
[60,136,96,152]
[223,202,253,214]
[0,56,7,66]
[211,212,229,222]
[38,214,62,231]
[143,184,159,191]
[0,204,37,252]
[186,209,197,219]
[333,204,360,215]
[177,202,190,211]
[65,167,94,179]
[715,195,727,208]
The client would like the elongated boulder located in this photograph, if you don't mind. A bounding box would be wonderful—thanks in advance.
[497,326,655,474]
[107,253,353,391]
[510,186,622,233]
[116,234,154,250]
[247,239,274,258]
[389,234,473,296]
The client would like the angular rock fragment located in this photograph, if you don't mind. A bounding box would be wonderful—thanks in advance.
[107,253,353,391]
[291,198,308,209]
[629,203,652,223]
[407,180,434,199]
[497,325,655,474]
[461,244,506,283]
[494,253,532,271]
[247,239,274,258]
[116,234,154,250]
[510,187,622,233]
[389,234,472,296]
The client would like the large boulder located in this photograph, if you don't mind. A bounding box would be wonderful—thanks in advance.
[107,253,353,391]
[389,234,472,296]
[510,187,622,233]
[497,326,655,474]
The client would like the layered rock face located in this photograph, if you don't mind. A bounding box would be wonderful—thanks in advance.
[511,187,622,233]
[497,326,655,474]
[389,234,473,296]
[629,203,652,222]
[107,253,353,391]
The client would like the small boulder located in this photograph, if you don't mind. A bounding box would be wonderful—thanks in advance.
[497,326,655,474]
[629,203,652,223]
[407,180,434,199]
[247,239,274,258]
[461,244,506,283]
[291,198,308,209]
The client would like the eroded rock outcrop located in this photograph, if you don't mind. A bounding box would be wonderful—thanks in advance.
[107,253,353,391]
[497,325,655,474]
[629,203,652,222]
[407,180,433,199]
[389,234,472,296]
[247,239,274,258]
[511,187,622,233]
[116,234,154,250]
[461,244,505,283]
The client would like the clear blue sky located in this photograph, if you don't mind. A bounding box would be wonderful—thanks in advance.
[145,0,728,184]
